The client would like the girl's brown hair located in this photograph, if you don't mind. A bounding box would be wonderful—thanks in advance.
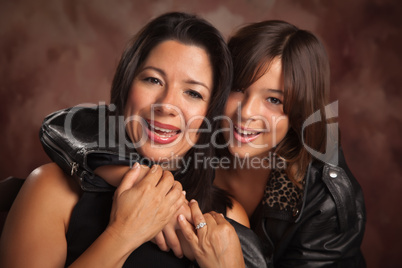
[228,20,331,184]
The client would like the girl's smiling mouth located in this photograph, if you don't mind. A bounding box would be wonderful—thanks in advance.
[233,124,262,143]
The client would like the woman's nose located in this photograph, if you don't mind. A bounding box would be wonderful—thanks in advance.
[153,87,180,116]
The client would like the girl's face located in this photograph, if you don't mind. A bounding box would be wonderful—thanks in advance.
[222,57,289,159]
[125,40,213,162]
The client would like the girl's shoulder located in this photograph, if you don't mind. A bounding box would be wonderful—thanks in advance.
[226,197,250,228]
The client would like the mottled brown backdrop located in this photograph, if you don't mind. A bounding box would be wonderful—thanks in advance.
[1,0,401,267]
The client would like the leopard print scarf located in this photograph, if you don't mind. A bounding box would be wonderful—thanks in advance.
[262,168,304,211]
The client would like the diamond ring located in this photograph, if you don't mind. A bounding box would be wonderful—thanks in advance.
[195,222,207,230]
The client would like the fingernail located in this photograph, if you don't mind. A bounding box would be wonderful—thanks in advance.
[133,162,140,169]
[182,191,186,196]
[190,199,196,204]
[178,214,185,221]
[151,165,158,173]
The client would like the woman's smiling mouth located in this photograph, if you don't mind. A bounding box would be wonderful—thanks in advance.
[146,120,182,144]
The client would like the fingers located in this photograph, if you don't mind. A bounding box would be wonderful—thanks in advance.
[153,226,185,259]
[178,214,198,246]
[126,165,185,215]
[142,166,186,224]
[157,169,177,196]
[209,211,226,224]
[153,232,170,252]
[143,165,164,186]
[140,166,180,197]
[165,180,184,204]
[136,164,152,183]
[152,227,183,258]
[163,227,184,258]
[153,204,190,258]
[115,162,141,196]
[158,173,185,216]
[189,200,210,233]
[177,202,192,226]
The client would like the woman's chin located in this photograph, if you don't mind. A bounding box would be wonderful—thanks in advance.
[136,146,184,165]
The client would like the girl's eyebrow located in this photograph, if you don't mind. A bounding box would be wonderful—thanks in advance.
[266,88,284,95]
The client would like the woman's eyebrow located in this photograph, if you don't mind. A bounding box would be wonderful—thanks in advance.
[141,66,166,76]
[184,79,210,90]
[141,66,210,91]
[142,66,210,90]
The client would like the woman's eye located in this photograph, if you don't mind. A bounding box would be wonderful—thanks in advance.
[145,77,162,86]
[267,97,282,105]
[186,90,203,100]
[232,88,244,93]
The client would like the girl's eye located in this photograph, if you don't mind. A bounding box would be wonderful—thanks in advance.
[145,77,163,86]
[186,90,203,100]
[267,97,282,105]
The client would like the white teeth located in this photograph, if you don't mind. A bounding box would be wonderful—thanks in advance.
[149,123,179,137]
[154,131,176,138]
[234,125,258,135]
[152,125,175,133]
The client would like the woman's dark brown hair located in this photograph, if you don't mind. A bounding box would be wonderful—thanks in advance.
[228,20,331,183]
[109,12,233,212]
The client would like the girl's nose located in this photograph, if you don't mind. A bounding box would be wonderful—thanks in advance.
[237,94,260,122]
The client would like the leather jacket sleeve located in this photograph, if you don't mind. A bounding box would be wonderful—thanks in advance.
[259,150,366,268]
[40,105,133,192]
[228,219,270,268]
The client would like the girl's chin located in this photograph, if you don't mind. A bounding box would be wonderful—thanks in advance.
[228,145,271,159]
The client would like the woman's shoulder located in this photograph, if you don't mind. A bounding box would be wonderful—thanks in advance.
[25,163,81,196]
[0,163,81,267]
[19,163,82,217]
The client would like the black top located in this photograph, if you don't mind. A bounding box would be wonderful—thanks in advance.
[65,190,194,267]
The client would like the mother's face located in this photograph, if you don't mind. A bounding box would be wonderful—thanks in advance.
[124,40,213,162]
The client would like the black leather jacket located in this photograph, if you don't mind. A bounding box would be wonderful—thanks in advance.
[253,149,366,267]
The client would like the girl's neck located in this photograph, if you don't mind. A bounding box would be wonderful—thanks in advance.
[222,165,270,182]
[215,157,272,217]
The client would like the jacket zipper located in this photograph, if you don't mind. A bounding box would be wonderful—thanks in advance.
[41,133,79,176]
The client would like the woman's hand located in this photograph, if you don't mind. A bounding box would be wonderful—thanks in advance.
[177,200,245,268]
[106,163,187,252]
[152,202,194,259]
